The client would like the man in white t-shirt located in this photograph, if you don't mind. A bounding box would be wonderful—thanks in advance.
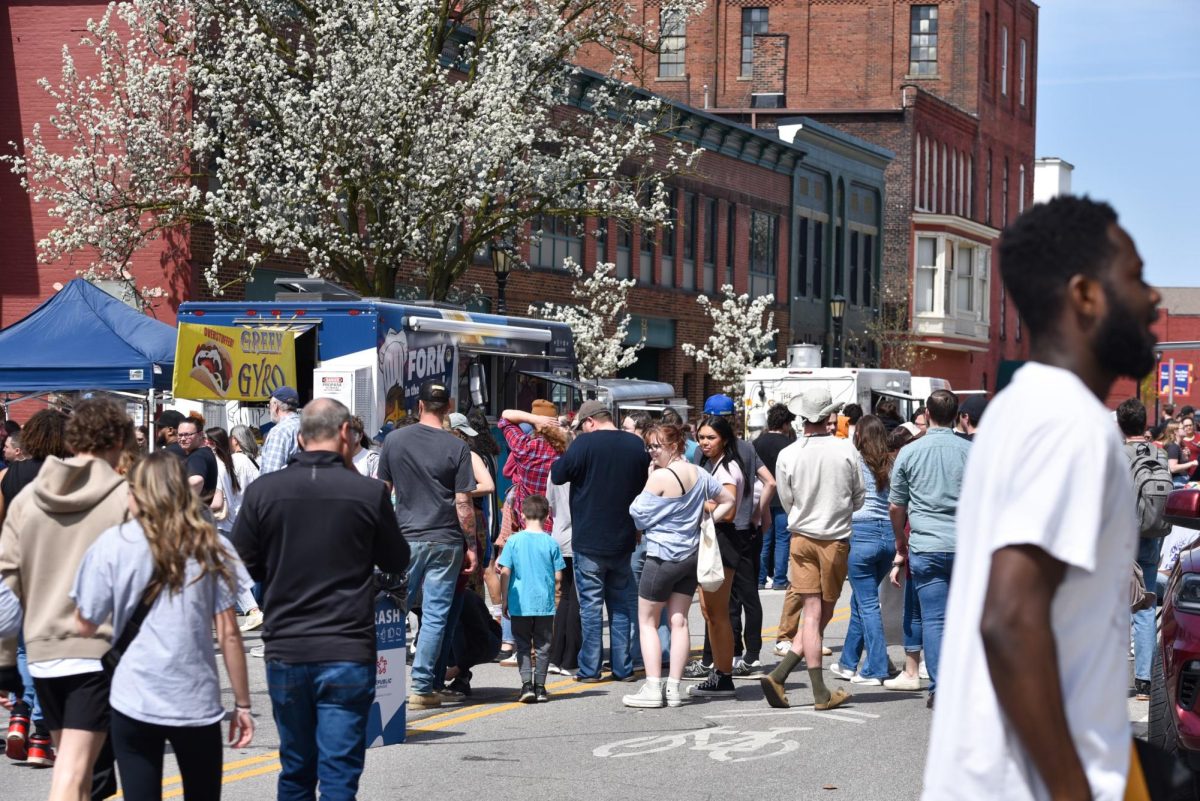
[922,196,1161,801]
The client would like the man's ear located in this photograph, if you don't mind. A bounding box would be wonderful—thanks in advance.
[1065,274,1105,323]
[297,434,307,451]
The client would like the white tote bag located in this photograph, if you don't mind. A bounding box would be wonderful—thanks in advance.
[696,514,725,592]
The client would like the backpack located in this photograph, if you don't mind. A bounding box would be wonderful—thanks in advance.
[1125,442,1173,538]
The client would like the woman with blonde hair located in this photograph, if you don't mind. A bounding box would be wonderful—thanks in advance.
[73,450,254,799]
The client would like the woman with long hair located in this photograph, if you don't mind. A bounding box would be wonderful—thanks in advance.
[205,427,263,633]
[830,415,896,685]
[1164,420,1196,487]
[73,450,254,800]
[623,424,734,708]
[691,415,745,698]
[228,425,260,470]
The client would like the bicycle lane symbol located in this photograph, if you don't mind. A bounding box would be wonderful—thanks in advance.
[593,725,813,763]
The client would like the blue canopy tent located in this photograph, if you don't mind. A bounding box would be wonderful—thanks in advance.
[0,279,176,393]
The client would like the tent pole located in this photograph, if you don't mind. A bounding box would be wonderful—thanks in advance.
[148,388,156,453]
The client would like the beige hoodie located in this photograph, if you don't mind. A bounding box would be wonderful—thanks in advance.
[0,456,129,666]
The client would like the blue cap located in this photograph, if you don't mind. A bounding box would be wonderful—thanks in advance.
[703,394,736,416]
[271,385,300,406]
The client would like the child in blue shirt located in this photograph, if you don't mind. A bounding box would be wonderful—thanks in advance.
[498,494,565,703]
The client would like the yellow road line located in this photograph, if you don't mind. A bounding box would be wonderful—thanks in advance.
[160,761,284,799]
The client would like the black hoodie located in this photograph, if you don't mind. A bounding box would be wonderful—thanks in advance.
[232,450,410,664]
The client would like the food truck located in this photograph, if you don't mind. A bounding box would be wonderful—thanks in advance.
[173,279,576,433]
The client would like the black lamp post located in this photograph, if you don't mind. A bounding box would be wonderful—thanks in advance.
[491,245,515,314]
[830,294,847,368]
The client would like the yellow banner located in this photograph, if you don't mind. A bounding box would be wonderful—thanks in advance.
[172,323,296,401]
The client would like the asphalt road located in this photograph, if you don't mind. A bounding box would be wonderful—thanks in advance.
[3,583,1148,800]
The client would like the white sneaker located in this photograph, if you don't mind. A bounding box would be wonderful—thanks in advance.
[239,609,264,633]
[822,646,833,657]
[828,663,855,681]
[918,661,930,680]
[883,672,921,691]
[773,641,791,656]
[851,674,883,686]
[665,683,686,707]
[622,681,665,709]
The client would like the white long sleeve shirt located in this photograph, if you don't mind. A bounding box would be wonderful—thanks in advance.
[775,435,865,541]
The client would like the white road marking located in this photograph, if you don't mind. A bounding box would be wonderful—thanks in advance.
[703,709,870,724]
[594,725,814,762]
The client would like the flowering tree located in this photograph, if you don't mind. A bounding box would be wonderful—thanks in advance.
[5,0,703,303]
[683,286,779,394]
[529,260,642,380]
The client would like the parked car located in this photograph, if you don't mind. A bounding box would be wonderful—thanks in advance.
[1149,488,1200,783]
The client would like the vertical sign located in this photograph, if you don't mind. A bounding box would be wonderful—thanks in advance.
[1175,364,1192,396]
[367,596,407,747]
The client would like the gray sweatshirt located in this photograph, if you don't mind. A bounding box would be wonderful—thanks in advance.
[775,436,865,541]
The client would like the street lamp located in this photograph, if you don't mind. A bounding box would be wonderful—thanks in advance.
[491,244,515,314]
[830,294,847,368]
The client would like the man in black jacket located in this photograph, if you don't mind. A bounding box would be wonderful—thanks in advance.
[233,398,409,801]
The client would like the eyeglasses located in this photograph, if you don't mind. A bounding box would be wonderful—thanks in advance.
[177,432,198,439]
[647,443,663,451]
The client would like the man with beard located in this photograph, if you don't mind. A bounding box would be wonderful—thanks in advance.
[922,196,1160,801]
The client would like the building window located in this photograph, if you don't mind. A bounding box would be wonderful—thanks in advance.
[1002,157,1010,227]
[956,244,974,313]
[863,234,874,308]
[999,282,1007,340]
[849,232,860,306]
[1018,165,1026,214]
[658,10,686,79]
[616,219,632,279]
[749,210,778,299]
[796,217,809,298]
[812,220,824,298]
[531,214,582,270]
[726,202,737,286]
[914,134,923,209]
[703,197,717,293]
[985,150,993,225]
[915,237,937,313]
[682,192,697,290]
[983,12,992,83]
[909,5,939,76]
[741,8,769,78]
[1000,26,1009,96]
[1019,38,1027,106]
[595,218,608,266]
[941,144,948,214]
[968,156,975,219]
[661,188,677,288]
[834,224,844,296]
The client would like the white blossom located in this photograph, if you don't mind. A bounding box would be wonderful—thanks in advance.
[5,0,704,304]
[529,260,642,381]
[682,286,779,394]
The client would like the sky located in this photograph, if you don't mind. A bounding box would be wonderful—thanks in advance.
[1036,0,1200,288]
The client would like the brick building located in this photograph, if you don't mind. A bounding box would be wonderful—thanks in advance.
[1109,289,1200,415]
[581,0,1040,391]
[1,3,888,415]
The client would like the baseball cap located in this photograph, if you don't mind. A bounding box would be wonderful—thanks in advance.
[155,409,186,429]
[448,412,479,437]
[959,394,989,425]
[419,380,450,404]
[787,388,844,424]
[703,394,736,416]
[571,400,609,429]
[270,386,300,406]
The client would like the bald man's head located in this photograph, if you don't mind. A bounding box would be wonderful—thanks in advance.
[300,397,351,446]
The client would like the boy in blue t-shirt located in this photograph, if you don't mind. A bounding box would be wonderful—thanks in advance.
[498,494,565,703]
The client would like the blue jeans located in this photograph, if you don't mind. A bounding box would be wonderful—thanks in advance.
[574,550,635,679]
[1133,537,1162,682]
[840,520,896,679]
[406,541,463,694]
[759,510,790,589]
[902,574,923,652]
[266,661,374,801]
[16,636,41,724]
[909,550,954,693]
[629,539,668,668]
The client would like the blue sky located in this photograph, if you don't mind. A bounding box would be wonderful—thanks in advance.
[1036,0,1200,288]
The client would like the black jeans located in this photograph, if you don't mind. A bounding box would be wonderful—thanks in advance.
[548,557,582,671]
[110,709,222,801]
[703,529,764,663]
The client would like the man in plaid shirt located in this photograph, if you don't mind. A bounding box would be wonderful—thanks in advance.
[259,386,302,473]
[499,403,563,531]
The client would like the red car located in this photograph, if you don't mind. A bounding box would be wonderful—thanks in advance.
[1149,488,1200,779]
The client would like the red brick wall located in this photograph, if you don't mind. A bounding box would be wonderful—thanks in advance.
[1109,311,1200,412]
[1,3,189,327]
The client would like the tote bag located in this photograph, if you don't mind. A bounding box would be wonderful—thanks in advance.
[697,514,725,592]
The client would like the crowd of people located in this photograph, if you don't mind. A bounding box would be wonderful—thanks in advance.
[0,194,1186,799]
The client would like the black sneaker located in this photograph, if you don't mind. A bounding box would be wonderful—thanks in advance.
[445,676,472,698]
[682,659,712,681]
[518,682,536,704]
[690,671,736,697]
[535,684,550,702]
[1134,679,1151,700]
[731,659,766,679]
